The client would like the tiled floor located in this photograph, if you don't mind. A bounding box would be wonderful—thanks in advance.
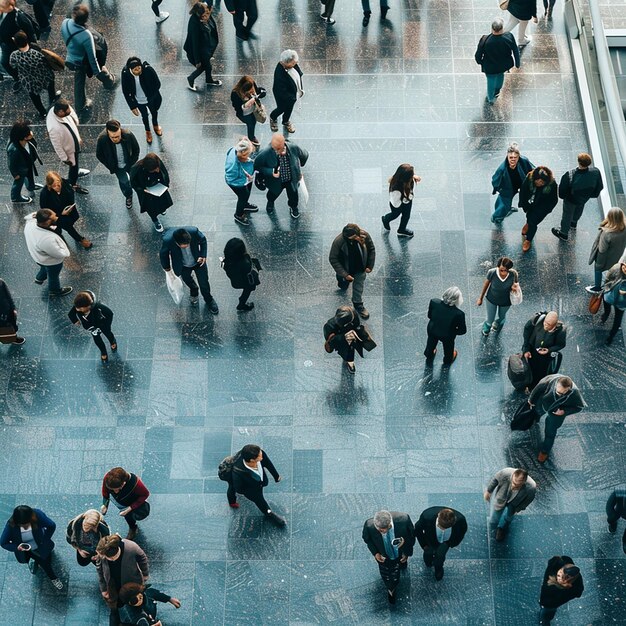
[0,1,624,624]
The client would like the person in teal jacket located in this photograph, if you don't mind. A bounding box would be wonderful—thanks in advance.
[491,142,534,224]
[602,254,626,345]
[225,137,256,226]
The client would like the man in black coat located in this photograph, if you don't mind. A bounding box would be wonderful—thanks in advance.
[184,1,221,90]
[159,227,218,314]
[95,120,140,209]
[606,486,626,553]
[475,17,520,104]
[362,510,415,604]
[0,0,38,84]
[269,50,303,133]
[424,286,467,366]
[227,444,286,527]
[414,506,467,580]
[522,311,567,388]
[224,0,258,41]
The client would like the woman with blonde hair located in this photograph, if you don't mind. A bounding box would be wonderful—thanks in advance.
[586,207,626,293]
[224,137,256,226]
[381,163,421,239]
[66,508,110,566]
[231,75,266,145]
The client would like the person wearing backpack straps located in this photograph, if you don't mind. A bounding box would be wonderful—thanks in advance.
[522,311,566,389]
[0,0,39,90]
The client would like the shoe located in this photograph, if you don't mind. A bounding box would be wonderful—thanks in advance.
[570,222,577,230]
[290,206,300,219]
[110,343,117,352]
[234,214,250,226]
[126,195,133,209]
[82,98,94,111]
[551,227,567,241]
[237,302,255,311]
[146,130,153,144]
[482,322,491,336]
[381,215,390,231]
[354,303,369,319]
[601,311,610,324]
[521,223,529,236]
[284,121,296,133]
[187,77,198,92]
[34,278,45,285]
[78,168,90,177]
[251,137,260,147]
[207,298,219,315]
[28,560,38,574]
[267,511,286,527]
[266,202,275,213]
[434,567,444,581]
[322,16,336,24]
[244,204,258,212]
[443,350,458,366]
[346,361,356,374]
[73,185,89,195]
[269,118,279,132]
[190,296,199,307]
[491,216,503,225]
[397,229,414,238]
[495,528,506,542]
[80,239,93,249]
[12,196,32,204]
[608,521,617,533]
[585,285,602,294]
[50,287,73,297]
[154,220,164,233]
[537,451,548,463]
[153,125,163,136]
[605,336,614,346]
[206,80,223,87]
[101,353,108,362]
[126,527,138,540]
[51,579,63,590]
[155,11,170,23]
[363,12,371,26]
[387,590,396,604]
[492,321,502,333]
[33,183,44,190]
[13,337,26,345]
[494,89,501,97]
[522,239,531,252]
[229,502,240,509]
[381,7,389,19]
[519,36,532,47]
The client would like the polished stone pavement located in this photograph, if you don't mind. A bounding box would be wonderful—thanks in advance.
[0,1,625,624]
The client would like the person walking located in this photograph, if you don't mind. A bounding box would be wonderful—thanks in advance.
[475,18,520,104]
[319,0,336,25]
[585,208,626,294]
[601,254,626,345]
[0,278,25,345]
[542,0,556,19]
[0,505,63,589]
[121,57,163,145]
[66,508,110,566]
[31,0,54,38]
[68,290,117,362]
[119,583,181,625]
[362,510,415,604]
[484,468,536,541]
[129,153,172,232]
[9,30,59,119]
[491,142,534,224]
[538,556,583,624]
[159,226,219,313]
[61,3,116,115]
[225,137,257,226]
[149,0,169,24]
[528,374,586,463]
[606,485,626,554]
[551,153,604,241]
[46,99,90,194]
[323,305,371,374]
[414,507,467,581]
[503,0,538,48]
[184,1,221,92]
[519,166,558,253]
[225,444,286,526]
[362,0,390,26]
[96,534,149,626]
[522,311,567,388]
[221,237,261,311]
[96,119,140,210]
[424,286,466,366]
[476,256,520,336]
[100,467,151,540]
[329,223,376,320]
[254,133,308,218]
[23,208,72,296]
[382,163,421,238]
[7,120,42,204]
[230,75,266,145]
[39,170,92,249]
[269,50,303,133]
[224,0,258,40]
[0,0,38,89]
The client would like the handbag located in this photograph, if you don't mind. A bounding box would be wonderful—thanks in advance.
[510,401,537,431]
[165,272,184,305]
[499,0,509,9]
[253,101,267,124]
[298,176,309,207]
[356,325,377,352]
[40,48,65,72]
[588,292,602,314]
[510,285,523,306]
[0,325,17,344]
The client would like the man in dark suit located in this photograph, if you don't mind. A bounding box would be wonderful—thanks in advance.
[362,510,415,604]
[159,227,219,313]
[227,444,286,527]
[424,286,467,366]
[414,507,467,580]
[606,485,626,554]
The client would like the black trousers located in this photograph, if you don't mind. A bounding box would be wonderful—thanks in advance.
[228,183,253,217]
[267,181,298,209]
[188,53,215,83]
[122,502,150,529]
[423,543,449,571]
[137,102,159,131]
[180,263,212,301]
[237,113,257,141]
[424,332,455,364]
[239,287,254,305]
[378,557,401,592]
[233,0,258,37]
[23,551,57,579]
[151,0,163,16]
[528,351,552,388]
[227,481,270,514]
[606,512,626,543]
[68,156,81,186]
[28,81,58,117]
[1,44,18,80]
[270,98,295,124]
[604,300,624,341]
[383,200,413,231]
[91,323,116,356]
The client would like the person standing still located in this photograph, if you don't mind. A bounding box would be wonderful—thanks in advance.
[225,137,257,226]
[522,311,566,388]
[538,556,583,625]
[424,287,466,365]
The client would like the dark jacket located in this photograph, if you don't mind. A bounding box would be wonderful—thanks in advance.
[362,512,415,559]
[7,138,42,179]
[414,506,467,549]
[475,32,520,74]
[96,129,140,174]
[254,141,309,194]
[183,13,219,66]
[558,167,603,204]
[230,82,266,121]
[518,174,558,222]
[0,9,37,50]
[0,509,56,561]
[40,179,81,231]
[329,230,376,278]
[119,587,173,626]
[426,298,467,339]
[539,556,584,609]
[223,254,261,290]
[121,63,162,111]
[68,297,114,331]
[231,449,280,497]
[492,155,534,197]
[159,226,207,276]
[528,374,586,418]
[323,307,365,359]
[65,514,110,554]
[96,539,149,596]
[522,313,567,354]
[0,278,17,327]
[129,157,170,213]
[507,0,537,21]
[606,485,626,520]
[272,62,303,105]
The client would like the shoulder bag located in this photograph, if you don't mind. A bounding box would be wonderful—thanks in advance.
[510,400,537,431]
[588,292,603,314]
[253,99,267,123]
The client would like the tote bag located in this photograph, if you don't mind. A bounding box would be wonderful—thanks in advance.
[298,177,309,206]
[165,272,184,305]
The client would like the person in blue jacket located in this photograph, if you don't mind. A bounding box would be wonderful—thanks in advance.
[225,137,257,226]
[490,142,534,224]
[1,505,63,589]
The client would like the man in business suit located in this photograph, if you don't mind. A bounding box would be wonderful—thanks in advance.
[227,444,286,527]
[424,286,467,366]
[606,486,626,554]
[362,510,414,604]
[159,227,218,313]
[414,507,467,580]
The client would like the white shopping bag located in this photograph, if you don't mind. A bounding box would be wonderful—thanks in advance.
[298,176,309,207]
[165,271,184,305]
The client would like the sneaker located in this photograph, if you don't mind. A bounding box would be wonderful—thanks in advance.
[234,214,249,226]
[570,222,577,230]
[155,11,170,23]
[126,196,133,209]
[283,121,296,133]
[33,183,44,190]
[73,185,89,195]
[78,168,90,177]
[519,36,532,47]
[267,511,286,527]
[269,118,279,132]
[397,229,414,238]
[13,337,26,345]
[126,527,138,540]
[608,521,617,533]
[237,302,255,311]
[187,77,198,92]
[51,579,63,590]
[251,137,260,147]
[34,278,45,285]
[492,321,503,333]
[154,220,164,233]
[322,16,336,24]
[585,285,602,294]
[190,296,199,306]
[551,227,567,241]
[482,322,491,336]
[381,215,390,231]
[50,286,73,297]
[290,206,300,219]
[82,98,94,111]
[354,303,369,319]
[346,361,356,374]
[244,204,259,212]
[28,560,38,574]
[207,297,219,315]
[206,80,223,87]
[12,196,32,204]
[266,202,275,213]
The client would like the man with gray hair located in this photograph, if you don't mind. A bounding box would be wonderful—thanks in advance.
[362,510,415,604]
[270,50,303,134]
[424,287,467,365]
[474,17,520,104]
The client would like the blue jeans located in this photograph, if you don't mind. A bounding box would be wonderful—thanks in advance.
[492,194,516,221]
[36,263,63,292]
[484,299,510,330]
[114,169,133,198]
[485,73,505,102]
[490,505,514,529]
[539,606,557,624]
[11,172,34,201]
[594,269,604,290]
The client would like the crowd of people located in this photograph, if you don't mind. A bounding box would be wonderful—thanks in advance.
[0,0,625,624]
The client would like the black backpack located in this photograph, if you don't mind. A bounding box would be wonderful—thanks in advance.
[507,353,532,391]
[217,453,239,481]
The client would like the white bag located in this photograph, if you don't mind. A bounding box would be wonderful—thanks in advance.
[298,176,309,207]
[510,285,523,306]
[165,271,184,305]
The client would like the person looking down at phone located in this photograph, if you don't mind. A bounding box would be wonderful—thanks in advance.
[68,290,117,362]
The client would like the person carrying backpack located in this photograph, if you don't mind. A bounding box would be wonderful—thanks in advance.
[0,0,39,89]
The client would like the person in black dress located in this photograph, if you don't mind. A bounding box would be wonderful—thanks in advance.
[129,153,173,233]
[0,278,25,345]
[221,237,261,311]
[230,75,266,146]
[538,556,584,624]
[68,290,117,362]
[184,1,221,91]
[40,170,92,249]
[424,287,467,366]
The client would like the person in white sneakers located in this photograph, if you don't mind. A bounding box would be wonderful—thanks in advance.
[503,0,538,48]
[150,0,169,23]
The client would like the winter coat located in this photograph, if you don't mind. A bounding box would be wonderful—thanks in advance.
[491,155,535,198]
[518,174,558,223]
[328,229,376,278]
[46,106,81,165]
[183,13,219,66]
[121,62,162,111]
[95,129,140,174]
[23,213,70,266]
[588,227,626,271]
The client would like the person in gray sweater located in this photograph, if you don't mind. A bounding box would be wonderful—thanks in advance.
[484,468,536,541]
[586,208,626,293]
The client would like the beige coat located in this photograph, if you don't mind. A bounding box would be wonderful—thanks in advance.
[46,106,82,166]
